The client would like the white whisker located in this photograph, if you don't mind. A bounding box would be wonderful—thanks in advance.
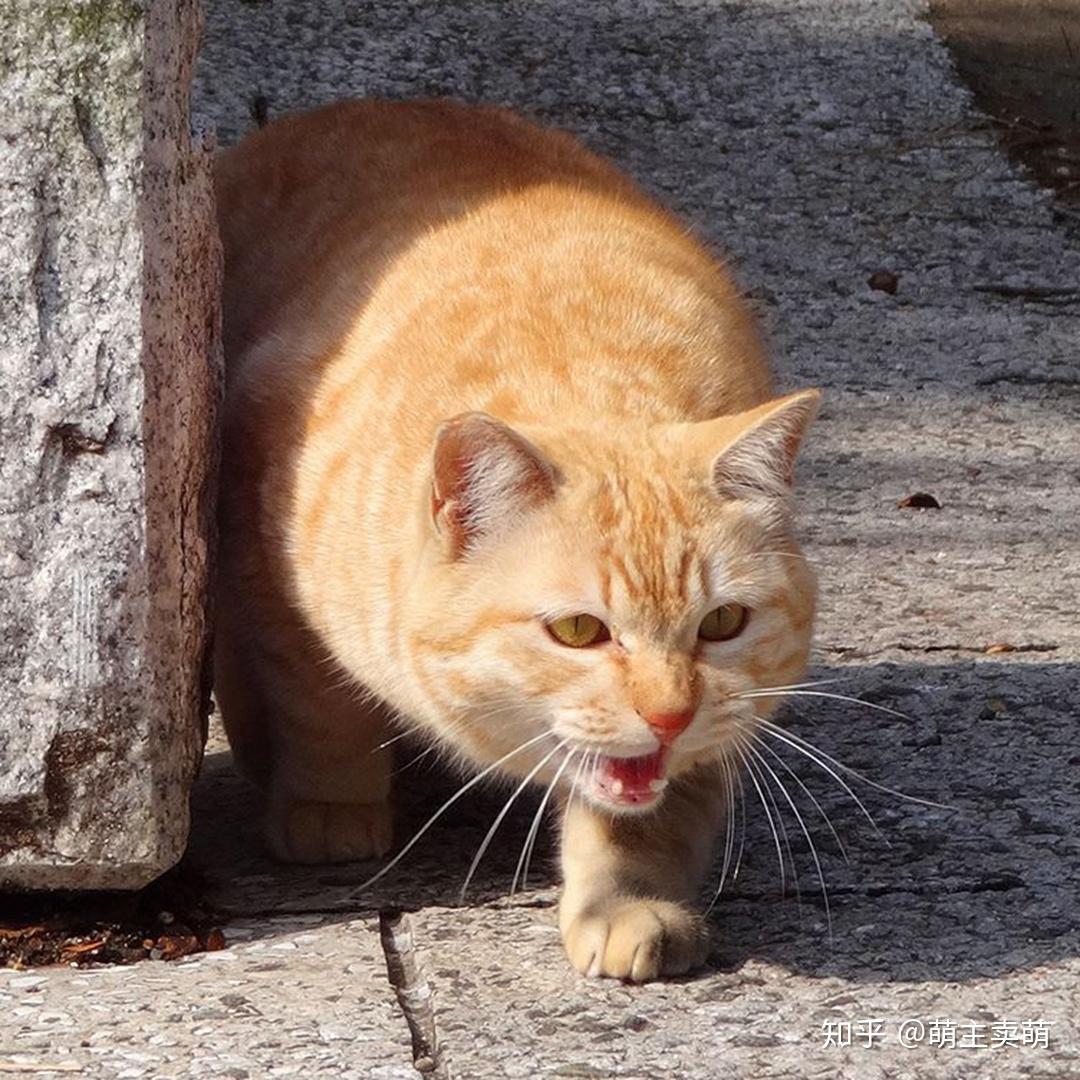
[746,729,850,864]
[736,688,915,724]
[759,716,952,811]
[732,763,747,884]
[566,749,592,819]
[511,749,576,897]
[373,729,415,753]
[756,719,887,838]
[734,677,848,696]
[746,739,801,908]
[707,754,739,911]
[352,731,553,895]
[460,739,569,900]
[390,743,441,777]
[745,739,832,940]
[734,735,787,897]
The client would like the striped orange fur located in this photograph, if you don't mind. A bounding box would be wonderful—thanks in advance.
[214,99,820,981]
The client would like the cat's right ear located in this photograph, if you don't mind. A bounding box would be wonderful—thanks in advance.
[430,412,558,559]
[670,389,821,502]
[708,389,821,500]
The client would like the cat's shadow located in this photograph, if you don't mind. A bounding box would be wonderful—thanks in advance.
[186,660,1080,984]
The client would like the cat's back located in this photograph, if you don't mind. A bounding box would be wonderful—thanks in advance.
[215,99,646,364]
[216,98,770,431]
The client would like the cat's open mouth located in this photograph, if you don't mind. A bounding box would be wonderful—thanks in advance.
[592,748,669,810]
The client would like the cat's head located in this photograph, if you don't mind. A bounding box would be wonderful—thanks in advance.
[409,390,820,814]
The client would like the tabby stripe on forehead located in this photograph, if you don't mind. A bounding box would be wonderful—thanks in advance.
[696,557,713,603]
[637,538,669,610]
[674,546,694,605]
[599,554,613,611]
[607,548,638,602]
[662,479,694,529]
[592,482,618,533]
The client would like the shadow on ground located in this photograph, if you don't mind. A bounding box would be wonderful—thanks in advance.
[930,0,1080,212]
[185,658,1080,985]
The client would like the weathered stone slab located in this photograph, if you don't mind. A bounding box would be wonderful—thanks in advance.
[0,0,221,889]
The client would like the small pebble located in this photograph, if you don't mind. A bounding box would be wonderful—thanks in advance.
[897,492,941,509]
[869,269,899,294]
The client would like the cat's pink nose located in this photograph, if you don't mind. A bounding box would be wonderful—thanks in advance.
[643,709,695,743]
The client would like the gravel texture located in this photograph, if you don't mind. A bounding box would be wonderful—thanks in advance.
[3,0,1077,1075]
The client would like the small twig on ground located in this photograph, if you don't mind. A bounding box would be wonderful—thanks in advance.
[379,909,451,1080]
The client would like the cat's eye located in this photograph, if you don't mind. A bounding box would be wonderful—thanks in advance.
[698,604,749,642]
[546,614,610,648]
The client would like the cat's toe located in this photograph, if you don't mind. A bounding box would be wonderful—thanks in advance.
[265,798,393,864]
[563,898,708,982]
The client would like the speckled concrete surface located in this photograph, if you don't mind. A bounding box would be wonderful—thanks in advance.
[3,0,1077,1076]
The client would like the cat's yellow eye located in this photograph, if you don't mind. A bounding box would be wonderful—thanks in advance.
[698,604,749,642]
[546,614,610,648]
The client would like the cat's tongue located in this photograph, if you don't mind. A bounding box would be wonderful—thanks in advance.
[596,748,668,808]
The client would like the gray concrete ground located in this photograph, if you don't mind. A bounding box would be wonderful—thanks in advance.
[3,0,1079,1076]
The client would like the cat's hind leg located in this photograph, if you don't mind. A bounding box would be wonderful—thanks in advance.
[262,704,395,865]
[215,623,394,864]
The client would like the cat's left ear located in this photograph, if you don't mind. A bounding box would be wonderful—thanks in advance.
[430,412,558,558]
[682,389,821,500]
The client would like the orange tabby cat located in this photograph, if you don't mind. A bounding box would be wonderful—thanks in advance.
[213,99,819,981]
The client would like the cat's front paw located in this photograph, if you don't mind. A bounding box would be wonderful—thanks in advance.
[561,897,708,982]
[265,797,393,864]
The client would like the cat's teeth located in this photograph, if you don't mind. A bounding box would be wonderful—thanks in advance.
[648,778,668,793]
[610,778,625,797]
